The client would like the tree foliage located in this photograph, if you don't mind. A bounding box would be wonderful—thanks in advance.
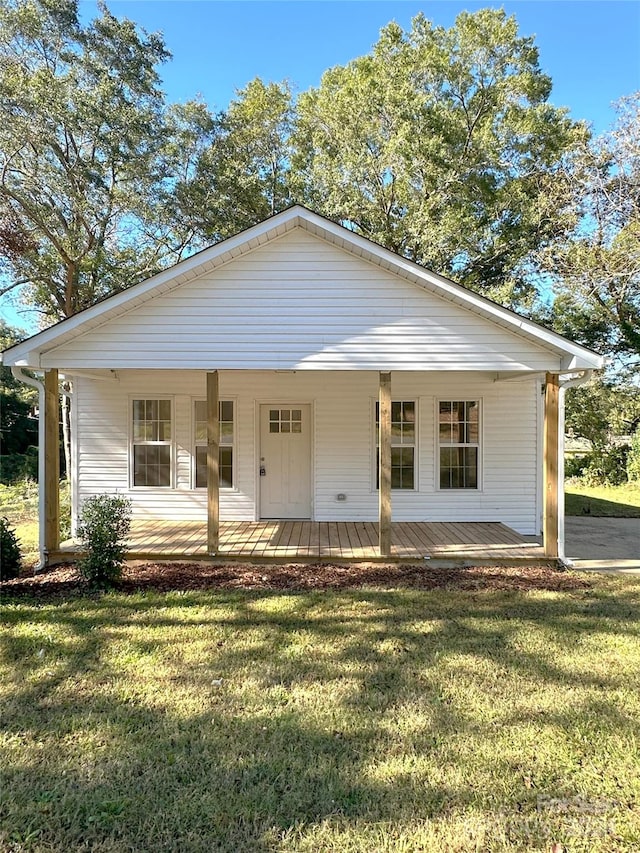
[539,93,640,363]
[627,430,640,483]
[178,78,295,243]
[2,0,635,370]
[293,9,587,307]
[0,0,201,322]
[0,321,37,462]
[565,376,640,451]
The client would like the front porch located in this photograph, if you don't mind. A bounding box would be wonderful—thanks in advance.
[56,519,546,564]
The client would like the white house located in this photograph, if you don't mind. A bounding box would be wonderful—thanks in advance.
[2,206,603,565]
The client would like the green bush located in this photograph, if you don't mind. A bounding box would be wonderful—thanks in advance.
[1,516,22,580]
[77,495,132,588]
[0,448,38,485]
[628,430,640,483]
[565,455,590,479]
[579,444,630,487]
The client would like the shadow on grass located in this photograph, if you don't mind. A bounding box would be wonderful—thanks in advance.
[2,584,640,851]
[565,491,640,518]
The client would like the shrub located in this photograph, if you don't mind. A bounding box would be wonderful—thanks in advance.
[77,495,132,588]
[565,455,589,479]
[0,447,38,485]
[627,430,640,483]
[1,516,22,580]
[580,444,630,486]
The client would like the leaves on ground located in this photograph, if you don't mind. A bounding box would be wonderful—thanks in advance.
[3,561,591,600]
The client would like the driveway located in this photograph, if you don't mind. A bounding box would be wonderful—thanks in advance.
[565,517,640,572]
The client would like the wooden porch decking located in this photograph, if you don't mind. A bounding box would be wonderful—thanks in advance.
[59,520,545,564]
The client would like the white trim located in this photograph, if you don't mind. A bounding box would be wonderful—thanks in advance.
[558,386,567,561]
[1,206,604,371]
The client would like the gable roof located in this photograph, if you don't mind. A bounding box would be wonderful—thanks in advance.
[2,205,603,371]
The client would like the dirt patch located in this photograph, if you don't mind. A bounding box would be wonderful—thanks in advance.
[1,561,592,599]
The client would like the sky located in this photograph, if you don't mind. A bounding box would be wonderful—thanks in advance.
[84,0,639,134]
[2,0,639,332]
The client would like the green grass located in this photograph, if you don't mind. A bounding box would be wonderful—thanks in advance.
[566,482,640,518]
[0,480,71,567]
[2,579,639,852]
[0,480,39,567]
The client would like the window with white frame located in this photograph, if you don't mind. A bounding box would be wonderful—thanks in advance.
[438,400,479,489]
[132,399,172,487]
[194,400,234,489]
[375,400,416,489]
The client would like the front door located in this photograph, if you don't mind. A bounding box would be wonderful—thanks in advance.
[259,404,312,518]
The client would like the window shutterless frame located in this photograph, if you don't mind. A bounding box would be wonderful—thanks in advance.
[436,399,482,490]
[193,398,236,490]
[372,399,418,491]
[130,397,174,488]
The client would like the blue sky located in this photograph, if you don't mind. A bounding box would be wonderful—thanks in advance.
[90,0,639,134]
[2,0,639,332]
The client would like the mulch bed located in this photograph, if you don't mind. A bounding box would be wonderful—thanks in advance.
[1,561,592,599]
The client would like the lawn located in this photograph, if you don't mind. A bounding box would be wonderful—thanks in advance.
[0,480,70,568]
[0,480,40,566]
[2,576,639,852]
[565,482,640,518]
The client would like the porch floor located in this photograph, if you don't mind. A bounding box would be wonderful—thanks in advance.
[59,520,545,564]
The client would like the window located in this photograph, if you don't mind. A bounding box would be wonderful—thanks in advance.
[375,400,416,490]
[132,399,172,487]
[194,400,234,489]
[269,408,302,433]
[438,400,479,489]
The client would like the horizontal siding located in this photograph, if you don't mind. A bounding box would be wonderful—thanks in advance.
[74,370,540,534]
[48,229,558,372]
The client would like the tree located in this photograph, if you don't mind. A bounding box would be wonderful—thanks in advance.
[177,78,295,243]
[293,9,587,308]
[565,377,640,453]
[0,0,214,478]
[539,93,640,365]
[0,0,201,322]
[0,321,38,481]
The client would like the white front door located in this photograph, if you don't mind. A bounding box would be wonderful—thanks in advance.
[259,404,312,519]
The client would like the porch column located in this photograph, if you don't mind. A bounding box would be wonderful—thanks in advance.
[379,371,392,557]
[543,372,560,559]
[44,369,60,555]
[207,371,220,555]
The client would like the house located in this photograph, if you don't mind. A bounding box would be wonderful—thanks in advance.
[2,206,604,566]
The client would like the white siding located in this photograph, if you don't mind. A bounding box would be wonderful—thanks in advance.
[74,369,540,534]
[48,229,558,372]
